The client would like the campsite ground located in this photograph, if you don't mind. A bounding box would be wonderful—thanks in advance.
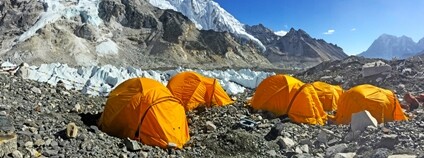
[1,56,424,157]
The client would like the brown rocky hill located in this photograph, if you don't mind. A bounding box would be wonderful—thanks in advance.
[245,24,348,69]
[0,0,272,69]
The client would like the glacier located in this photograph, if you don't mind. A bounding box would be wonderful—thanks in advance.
[148,0,266,51]
[17,63,275,96]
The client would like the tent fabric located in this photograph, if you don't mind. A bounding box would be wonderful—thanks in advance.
[250,74,327,125]
[335,84,408,124]
[166,71,233,111]
[311,81,343,111]
[98,78,189,149]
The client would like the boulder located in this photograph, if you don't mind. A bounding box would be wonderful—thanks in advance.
[362,60,391,77]
[350,110,377,132]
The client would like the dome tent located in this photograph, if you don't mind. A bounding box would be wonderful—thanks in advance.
[335,84,408,124]
[98,78,189,149]
[311,81,343,111]
[166,71,233,111]
[250,74,327,125]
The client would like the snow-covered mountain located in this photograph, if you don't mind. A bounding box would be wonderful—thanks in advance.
[0,0,272,69]
[360,34,424,59]
[148,0,265,50]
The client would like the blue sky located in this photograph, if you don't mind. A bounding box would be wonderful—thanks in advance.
[214,0,424,55]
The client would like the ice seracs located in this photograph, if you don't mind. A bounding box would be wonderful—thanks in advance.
[23,63,274,96]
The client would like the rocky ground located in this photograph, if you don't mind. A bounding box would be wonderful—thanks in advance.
[1,56,424,158]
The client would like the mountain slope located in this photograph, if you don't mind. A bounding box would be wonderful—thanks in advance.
[0,0,272,69]
[147,0,265,50]
[245,25,348,68]
[359,34,423,59]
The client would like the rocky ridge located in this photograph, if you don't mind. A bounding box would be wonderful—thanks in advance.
[245,25,348,69]
[1,56,424,157]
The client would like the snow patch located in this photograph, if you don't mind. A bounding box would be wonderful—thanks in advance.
[275,30,287,36]
[96,39,119,56]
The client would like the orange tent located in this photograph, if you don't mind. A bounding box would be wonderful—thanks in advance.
[166,71,233,111]
[311,81,343,111]
[98,78,189,149]
[335,84,408,124]
[250,74,327,125]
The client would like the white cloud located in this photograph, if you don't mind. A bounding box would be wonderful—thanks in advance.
[351,28,356,31]
[323,29,335,35]
[275,30,287,36]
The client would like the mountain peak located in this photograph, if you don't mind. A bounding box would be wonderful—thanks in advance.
[286,28,310,37]
[360,34,422,59]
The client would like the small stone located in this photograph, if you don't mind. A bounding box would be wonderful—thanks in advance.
[317,130,328,143]
[0,111,7,116]
[24,141,33,148]
[26,148,41,157]
[326,143,348,157]
[266,150,277,157]
[300,144,309,153]
[31,87,42,94]
[123,138,141,151]
[388,154,417,158]
[11,150,23,158]
[119,153,127,158]
[277,136,296,149]
[334,152,356,158]
[140,151,148,158]
[73,104,81,113]
[43,149,58,156]
[265,123,285,141]
[205,121,217,131]
[34,139,45,147]
[66,122,78,138]
[344,130,361,142]
[295,146,303,154]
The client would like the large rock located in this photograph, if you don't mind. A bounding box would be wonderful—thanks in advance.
[350,110,377,132]
[361,60,391,77]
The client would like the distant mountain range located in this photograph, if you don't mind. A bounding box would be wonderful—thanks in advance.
[245,24,348,68]
[360,34,424,59]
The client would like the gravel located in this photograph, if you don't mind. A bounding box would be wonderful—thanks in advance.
[0,56,423,157]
